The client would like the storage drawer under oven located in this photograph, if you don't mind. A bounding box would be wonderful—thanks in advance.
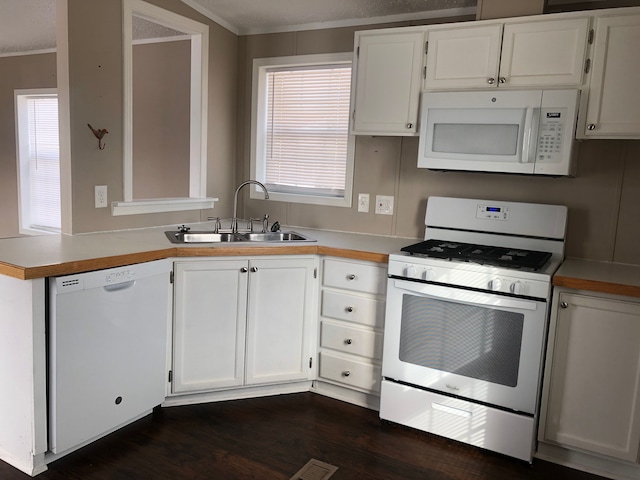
[319,351,381,393]
[320,321,383,360]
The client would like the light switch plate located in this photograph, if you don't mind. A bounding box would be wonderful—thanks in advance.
[375,195,394,215]
[357,193,370,213]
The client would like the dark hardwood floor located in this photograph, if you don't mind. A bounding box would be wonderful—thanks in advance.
[0,392,607,479]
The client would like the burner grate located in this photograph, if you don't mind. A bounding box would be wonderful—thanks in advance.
[401,239,552,271]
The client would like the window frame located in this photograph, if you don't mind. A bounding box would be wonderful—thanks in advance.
[14,88,61,236]
[250,52,354,208]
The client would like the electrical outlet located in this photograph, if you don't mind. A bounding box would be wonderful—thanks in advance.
[375,195,394,215]
[357,193,370,213]
[95,185,108,208]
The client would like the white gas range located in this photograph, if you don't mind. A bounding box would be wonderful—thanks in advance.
[380,196,567,462]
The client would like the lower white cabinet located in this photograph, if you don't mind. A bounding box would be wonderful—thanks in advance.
[539,289,640,464]
[172,256,317,394]
[315,257,387,409]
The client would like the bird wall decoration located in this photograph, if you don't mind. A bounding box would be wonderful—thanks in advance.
[88,123,109,150]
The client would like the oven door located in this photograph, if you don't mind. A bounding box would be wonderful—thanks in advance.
[382,278,548,415]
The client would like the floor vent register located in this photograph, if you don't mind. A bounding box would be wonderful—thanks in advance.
[290,459,338,480]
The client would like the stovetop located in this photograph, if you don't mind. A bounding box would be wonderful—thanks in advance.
[400,239,552,272]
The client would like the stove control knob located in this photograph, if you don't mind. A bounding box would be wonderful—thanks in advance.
[510,281,526,295]
[405,266,418,278]
[488,278,502,291]
[423,269,435,281]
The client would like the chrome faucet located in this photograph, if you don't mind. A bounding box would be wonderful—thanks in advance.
[231,180,269,233]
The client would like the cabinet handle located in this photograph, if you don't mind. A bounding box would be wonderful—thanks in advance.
[498,77,506,84]
[347,274,357,281]
[342,370,351,377]
[345,306,354,313]
[344,338,353,345]
[250,267,258,273]
[240,267,248,273]
[487,77,496,84]
[587,124,596,131]
[560,302,568,309]
[406,123,413,129]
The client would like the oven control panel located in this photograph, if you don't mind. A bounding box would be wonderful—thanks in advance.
[476,204,510,221]
[388,258,551,299]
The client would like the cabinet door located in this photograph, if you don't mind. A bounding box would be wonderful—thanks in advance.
[500,18,589,87]
[583,14,640,138]
[172,260,247,393]
[543,293,640,462]
[245,258,316,385]
[425,24,502,89]
[352,30,425,135]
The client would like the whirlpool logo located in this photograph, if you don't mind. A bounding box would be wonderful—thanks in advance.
[446,383,460,391]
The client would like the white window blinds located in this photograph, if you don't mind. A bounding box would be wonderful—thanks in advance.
[264,65,352,198]
[20,95,61,232]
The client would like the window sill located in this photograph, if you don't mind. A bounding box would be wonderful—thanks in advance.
[111,198,218,216]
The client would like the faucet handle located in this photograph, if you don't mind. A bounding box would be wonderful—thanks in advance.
[247,217,261,232]
[262,213,269,233]
[207,216,221,233]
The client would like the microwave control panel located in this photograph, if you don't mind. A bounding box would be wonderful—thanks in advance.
[536,108,567,163]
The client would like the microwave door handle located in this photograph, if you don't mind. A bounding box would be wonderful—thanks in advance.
[521,108,541,163]
[393,279,539,311]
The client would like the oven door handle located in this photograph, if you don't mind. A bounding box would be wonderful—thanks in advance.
[392,279,539,311]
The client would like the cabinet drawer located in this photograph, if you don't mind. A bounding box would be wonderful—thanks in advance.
[319,351,381,393]
[321,290,385,328]
[321,321,383,359]
[322,258,387,295]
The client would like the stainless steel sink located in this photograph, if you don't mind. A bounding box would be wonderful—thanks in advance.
[238,232,311,242]
[165,231,238,243]
[165,230,315,244]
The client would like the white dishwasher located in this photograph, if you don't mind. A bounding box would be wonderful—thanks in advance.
[48,259,170,454]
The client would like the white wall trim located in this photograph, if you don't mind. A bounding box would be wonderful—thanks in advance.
[111,197,218,216]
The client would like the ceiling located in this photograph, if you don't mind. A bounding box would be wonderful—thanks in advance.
[0,0,477,54]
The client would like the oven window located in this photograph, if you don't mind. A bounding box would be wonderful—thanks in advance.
[399,294,524,387]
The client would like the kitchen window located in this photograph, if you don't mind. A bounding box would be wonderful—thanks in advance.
[14,89,61,234]
[250,53,354,207]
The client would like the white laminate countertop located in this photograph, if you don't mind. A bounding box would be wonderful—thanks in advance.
[0,225,419,280]
[553,257,640,298]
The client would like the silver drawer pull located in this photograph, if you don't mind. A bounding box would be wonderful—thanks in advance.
[344,338,352,345]
[342,370,351,377]
[345,306,354,313]
[347,274,357,281]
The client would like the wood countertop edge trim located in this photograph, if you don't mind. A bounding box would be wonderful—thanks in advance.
[554,275,640,299]
[20,249,176,280]
[317,246,389,264]
[8,244,391,280]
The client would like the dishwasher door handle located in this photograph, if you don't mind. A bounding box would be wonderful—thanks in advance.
[103,280,136,292]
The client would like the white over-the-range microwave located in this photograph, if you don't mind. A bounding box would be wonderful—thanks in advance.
[417,89,580,176]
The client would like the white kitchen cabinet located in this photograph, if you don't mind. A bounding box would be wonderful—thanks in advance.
[351,29,425,135]
[580,14,640,138]
[425,18,589,90]
[315,257,387,409]
[539,289,640,463]
[172,256,316,394]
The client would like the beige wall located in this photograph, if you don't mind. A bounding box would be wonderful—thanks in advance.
[61,0,238,234]
[132,40,191,199]
[239,18,640,265]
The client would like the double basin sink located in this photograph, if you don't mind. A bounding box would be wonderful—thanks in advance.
[166,230,315,244]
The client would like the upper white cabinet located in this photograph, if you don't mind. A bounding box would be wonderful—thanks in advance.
[172,257,317,394]
[581,13,640,138]
[540,290,640,463]
[424,18,589,90]
[351,29,425,136]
